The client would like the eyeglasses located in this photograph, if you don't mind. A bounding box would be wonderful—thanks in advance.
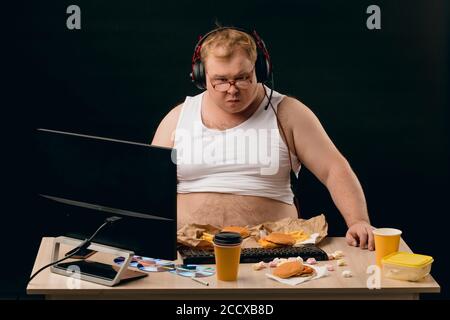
[209,69,254,92]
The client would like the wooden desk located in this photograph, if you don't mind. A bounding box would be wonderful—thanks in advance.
[27,237,440,300]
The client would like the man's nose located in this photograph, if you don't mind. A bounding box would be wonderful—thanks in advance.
[227,83,239,95]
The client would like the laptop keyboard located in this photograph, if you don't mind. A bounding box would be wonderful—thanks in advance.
[178,244,329,265]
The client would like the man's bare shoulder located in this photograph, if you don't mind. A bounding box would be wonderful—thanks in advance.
[151,103,183,147]
[166,103,183,121]
[277,96,317,128]
[158,103,184,132]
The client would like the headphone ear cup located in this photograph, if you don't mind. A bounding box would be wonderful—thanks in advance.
[192,60,206,90]
[255,50,270,83]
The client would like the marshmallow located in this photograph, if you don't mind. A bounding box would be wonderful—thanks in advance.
[296,256,304,263]
[252,261,267,271]
[333,251,344,259]
[337,259,346,267]
[306,258,317,265]
[269,261,278,268]
[342,270,353,278]
[326,264,335,272]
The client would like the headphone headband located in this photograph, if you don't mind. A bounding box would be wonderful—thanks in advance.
[190,27,272,90]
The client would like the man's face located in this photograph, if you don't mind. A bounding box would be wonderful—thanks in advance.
[204,47,259,114]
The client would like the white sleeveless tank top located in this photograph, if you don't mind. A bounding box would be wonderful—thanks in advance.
[174,86,301,204]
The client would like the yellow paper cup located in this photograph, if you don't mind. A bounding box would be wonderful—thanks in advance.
[213,232,242,281]
[373,228,402,266]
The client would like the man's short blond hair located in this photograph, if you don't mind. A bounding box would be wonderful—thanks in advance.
[200,28,257,64]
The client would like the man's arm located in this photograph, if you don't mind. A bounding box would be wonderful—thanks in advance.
[151,104,182,148]
[325,159,374,250]
[279,97,374,250]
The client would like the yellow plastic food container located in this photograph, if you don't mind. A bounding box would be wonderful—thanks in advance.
[381,252,434,282]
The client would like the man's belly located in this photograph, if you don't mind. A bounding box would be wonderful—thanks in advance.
[177,192,299,229]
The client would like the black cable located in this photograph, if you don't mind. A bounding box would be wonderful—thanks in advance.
[263,72,274,111]
[27,216,120,285]
[27,246,84,285]
[263,75,301,215]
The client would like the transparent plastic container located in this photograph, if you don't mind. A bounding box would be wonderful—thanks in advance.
[381,252,434,282]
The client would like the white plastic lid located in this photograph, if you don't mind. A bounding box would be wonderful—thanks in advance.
[373,228,402,236]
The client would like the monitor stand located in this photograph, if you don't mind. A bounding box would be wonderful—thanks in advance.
[50,236,147,287]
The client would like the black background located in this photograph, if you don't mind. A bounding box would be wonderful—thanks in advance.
[4,0,449,299]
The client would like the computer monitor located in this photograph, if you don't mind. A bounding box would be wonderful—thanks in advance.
[35,128,177,285]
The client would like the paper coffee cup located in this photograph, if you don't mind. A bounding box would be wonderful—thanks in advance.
[213,232,242,281]
[373,228,402,266]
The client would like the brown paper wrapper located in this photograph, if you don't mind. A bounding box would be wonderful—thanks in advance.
[176,224,221,248]
[177,214,328,249]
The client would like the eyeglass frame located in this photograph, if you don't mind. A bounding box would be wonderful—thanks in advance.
[207,67,255,92]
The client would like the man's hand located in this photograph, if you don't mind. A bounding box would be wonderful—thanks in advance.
[346,221,375,250]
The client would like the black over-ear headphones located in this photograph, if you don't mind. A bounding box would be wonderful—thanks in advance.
[190,27,272,90]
